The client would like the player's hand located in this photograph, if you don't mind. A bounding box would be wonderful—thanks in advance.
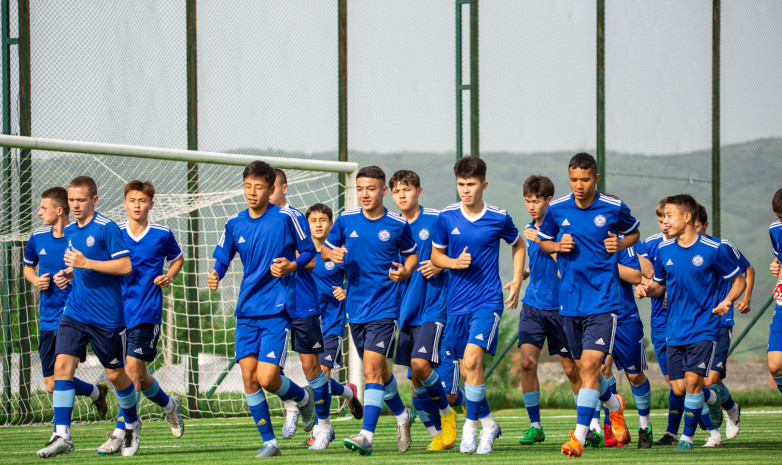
[270,257,297,277]
[64,247,88,269]
[775,280,782,305]
[207,269,220,290]
[389,262,409,283]
[558,234,575,253]
[329,247,348,264]
[35,273,51,291]
[523,228,539,244]
[453,246,471,270]
[417,260,442,279]
[770,258,780,278]
[332,286,346,301]
[503,281,521,310]
[713,299,732,316]
[522,267,530,280]
[604,231,619,253]
[53,270,69,290]
[635,284,649,299]
[154,274,172,288]
[735,299,751,314]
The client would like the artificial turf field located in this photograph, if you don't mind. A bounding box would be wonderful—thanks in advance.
[3,408,782,464]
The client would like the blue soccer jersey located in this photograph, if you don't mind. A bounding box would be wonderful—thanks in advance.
[705,236,751,328]
[538,193,639,317]
[63,213,130,329]
[312,253,345,339]
[616,241,641,325]
[212,205,316,318]
[653,235,742,346]
[23,226,70,331]
[119,221,182,329]
[432,202,520,315]
[285,205,319,319]
[637,232,667,333]
[771,221,781,261]
[324,208,417,324]
[521,221,560,311]
[398,206,448,328]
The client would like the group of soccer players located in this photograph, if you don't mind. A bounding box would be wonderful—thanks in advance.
[24,151,782,458]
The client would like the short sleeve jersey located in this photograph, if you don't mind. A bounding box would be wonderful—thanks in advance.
[521,221,560,311]
[653,235,741,346]
[324,208,417,324]
[23,226,70,331]
[212,205,316,319]
[706,236,751,328]
[285,205,319,319]
[63,213,131,329]
[616,240,641,325]
[398,206,448,328]
[119,221,182,329]
[432,202,520,315]
[538,193,639,317]
[312,253,345,338]
[636,232,667,333]
[771,221,782,261]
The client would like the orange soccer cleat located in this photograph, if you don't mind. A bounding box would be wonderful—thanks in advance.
[561,430,583,457]
[608,394,629,445]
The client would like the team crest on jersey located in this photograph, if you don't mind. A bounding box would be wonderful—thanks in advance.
[86,235,95,247]
[325,262,336,271]
[692,255,704,266]
[418,228,430,240]
[378,229,391,242]
[593,215,607,227]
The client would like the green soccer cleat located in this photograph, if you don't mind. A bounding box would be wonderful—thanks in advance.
[343,434,373,456]
[675,439,693,451]
[638,427,653,449]
[707,385,725,428]
[518,426,545,445]
[585,429,604,449]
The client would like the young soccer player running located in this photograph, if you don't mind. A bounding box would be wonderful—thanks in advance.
[430,156,526,455]
[770,188,782,397]
[208,162,317,458]
[389,170,458,451]
[516,175,580,446]
[322,166,418,456]
[96,180,186,454]
[37,176,140,458]
[537,153,636,457]
[23,188,109,421]
[636,194,745,451]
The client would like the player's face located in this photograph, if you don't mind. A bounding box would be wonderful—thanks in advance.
[307,211,332,241]
[356,177,386,211]
[68,186,97,221]
[663,203,691,237]
[390,182,421,214]
[243,176,273,211]
[456,176,487,208]
[568,168,600,202]
[123,190,153,223]
[656,215,670,236]
[525,195,551,221]
[268,175,287,207]
[37,198,61,225]
[693,219,708,235]
[777,212,782,223]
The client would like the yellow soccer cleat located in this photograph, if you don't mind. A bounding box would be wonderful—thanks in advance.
[427,434,447,451]
[440,409,458,448]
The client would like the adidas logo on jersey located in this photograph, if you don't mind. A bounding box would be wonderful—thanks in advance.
[376,340,385,349]
[698,362,707,369]
[266,351,276,359]
[418,347,427,354]
[312,342,321,349]
[562,219,571,226]
[325,355,333,361]
[595,338,606,346]
[109,358,119,365]
[350,231,359,238]
[475,333,484,341]
[39,248,47,255]
[134,347,143,355]
[238,236,246,244]
[451,228,460,235]
[666,259,673,266]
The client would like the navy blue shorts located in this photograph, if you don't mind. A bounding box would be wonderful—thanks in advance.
[349,318,396,359]
[319,334,343,368]
[290,315,325,354]
[445,309,502,359]
[769,305,782,352]
[517,303,572,357]
[436,343,461,395]
[667,340,717,381]
[612,321,647,375]
[55,315,126,369]
[235,314,291,366]
[127,323,161,362]
[395,321,445,367]
[38,330,57,378]
[710,326,732,377]
[651,329,668,376]
[562,312,617,360]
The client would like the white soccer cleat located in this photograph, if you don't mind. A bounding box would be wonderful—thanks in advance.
[37,435,74,458]
[477,423,502,455]
[282,404,300,439]
[121,421,141,457]
[165,396,185,438]
[309,427,335,450]
[460,426,478,454]
[703,435,724,447]
[725,405,741,440]
[96,433,123,455]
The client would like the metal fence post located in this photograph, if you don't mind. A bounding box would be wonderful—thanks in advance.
[596,0,606,192]
[711,0,721,237]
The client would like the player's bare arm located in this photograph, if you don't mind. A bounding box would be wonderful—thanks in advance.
[638,255,655,280]
[23,265,51,291]
[618,263,642,285]
[714,274,747,315]
[503,237,527,310]
[154,255,184,288]
[270,256,298,277]
[389,251,418,283]
[605,230,640,254]
[636,280,664,299]
[431,245,471,270]
[207,269,220,290]
[540,233,574,255]
[416,259,443,279]
[735,265,755,314]
[64,248,132,276]
[321,245,347,264]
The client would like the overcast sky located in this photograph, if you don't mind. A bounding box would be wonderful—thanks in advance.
[22,0,782,156]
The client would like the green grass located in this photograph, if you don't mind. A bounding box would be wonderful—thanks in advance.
[3,407,782,464]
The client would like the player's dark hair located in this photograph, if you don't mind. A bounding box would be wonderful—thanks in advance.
[522,175,554,199]
[274,168,287,185]
[357,165,386,184]
[389,170,421,189]
[655,197,668,217]
[696,204,708,225]
[306,203,333,222]
[41,187,69,215]
[243,161,276,186]
[773,188,782,214]
[124,180,155,200]
[665,194,698,225]
[568,152,598,175]
[69,176,98,197]
[454,156,486,181]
